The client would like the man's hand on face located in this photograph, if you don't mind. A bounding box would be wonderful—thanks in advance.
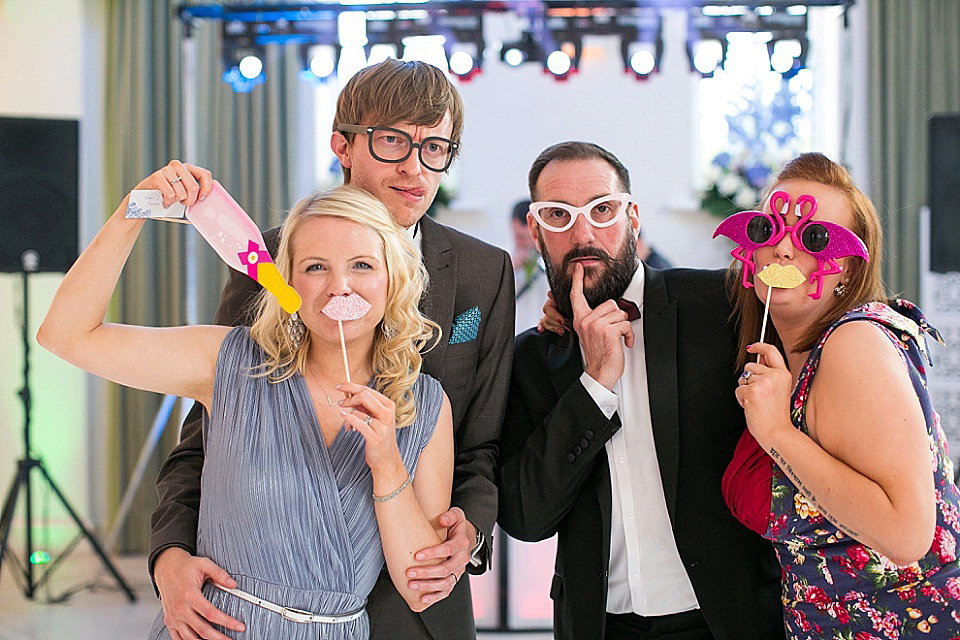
[154,547,244,640]
[570,263,634,390]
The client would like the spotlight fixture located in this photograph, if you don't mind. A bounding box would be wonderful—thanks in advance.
[238,54,263,79]
[449,49,476,76]
[686,38,725,77]
[625,43,659,77]
[767,36,807,78]
[500,31,543,68]
[544,40,580,79]
[447,42,482,79]
[300,43,339,81]
[439,11,485,80]
[222,45,266,92]
[620,15,663,80]
[546,49,572,76]
[221,20,266,92]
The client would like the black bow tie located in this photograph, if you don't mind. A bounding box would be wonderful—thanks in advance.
[617,299,641,321]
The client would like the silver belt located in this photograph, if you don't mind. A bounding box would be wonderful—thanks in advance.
[214,584,365,624]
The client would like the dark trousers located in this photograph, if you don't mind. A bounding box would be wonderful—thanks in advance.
[604,609,715,640]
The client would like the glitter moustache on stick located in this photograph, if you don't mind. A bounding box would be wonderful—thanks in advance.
[321,294,372,383]
[755,264,806,348]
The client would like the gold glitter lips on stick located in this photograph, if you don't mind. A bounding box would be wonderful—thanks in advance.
[756,264,806,347]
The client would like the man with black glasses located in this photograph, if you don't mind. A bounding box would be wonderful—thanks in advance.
[150,59,514,640]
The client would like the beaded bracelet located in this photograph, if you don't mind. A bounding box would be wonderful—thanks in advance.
[373,472,414,503]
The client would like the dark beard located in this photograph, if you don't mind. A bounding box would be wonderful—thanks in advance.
[541,231,639,320]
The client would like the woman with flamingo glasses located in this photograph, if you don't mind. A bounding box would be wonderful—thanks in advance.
[715,152,960,639]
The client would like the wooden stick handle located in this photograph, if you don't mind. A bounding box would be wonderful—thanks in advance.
[338,320,351,383]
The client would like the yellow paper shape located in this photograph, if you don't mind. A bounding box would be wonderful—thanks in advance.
[256,262,302,313]
[757,264,806,289]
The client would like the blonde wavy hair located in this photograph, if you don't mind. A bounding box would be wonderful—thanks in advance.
[249,185,440,428]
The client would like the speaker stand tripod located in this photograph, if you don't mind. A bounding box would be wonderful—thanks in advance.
[0,257,135,602]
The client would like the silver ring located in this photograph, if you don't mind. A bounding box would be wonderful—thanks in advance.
[740,371,752,381]
[170,175,182,183]
[452,573,459,584]
[364,415,373,425]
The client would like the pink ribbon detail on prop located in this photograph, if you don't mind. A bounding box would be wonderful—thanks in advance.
[239,240,273,280]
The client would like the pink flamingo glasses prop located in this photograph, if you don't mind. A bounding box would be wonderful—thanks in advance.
[713,190,869,299]
[321,293,372,383]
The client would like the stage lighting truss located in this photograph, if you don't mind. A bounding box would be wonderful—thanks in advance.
[178,2,838,91]
[502,6,664,82]
[686,5,809,78]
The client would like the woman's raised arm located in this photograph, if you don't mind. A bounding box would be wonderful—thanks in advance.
[37,161,229,410]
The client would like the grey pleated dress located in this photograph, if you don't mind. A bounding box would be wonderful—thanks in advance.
[149,327,441,640]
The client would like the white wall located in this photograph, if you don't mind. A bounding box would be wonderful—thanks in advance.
[445,9,730,270]
[0,0,108,544]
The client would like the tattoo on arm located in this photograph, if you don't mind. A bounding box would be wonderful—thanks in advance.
[768,447,861,540]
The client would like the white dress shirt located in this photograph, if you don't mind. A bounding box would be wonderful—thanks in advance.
[407,219,422,252]
[579,265,700,616]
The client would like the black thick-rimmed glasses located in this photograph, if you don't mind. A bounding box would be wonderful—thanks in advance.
[337,124,459,173]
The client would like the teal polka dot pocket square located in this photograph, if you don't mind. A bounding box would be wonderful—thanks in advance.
[449,306,481,345]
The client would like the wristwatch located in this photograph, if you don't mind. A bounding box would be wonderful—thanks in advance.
[468,529,485,567]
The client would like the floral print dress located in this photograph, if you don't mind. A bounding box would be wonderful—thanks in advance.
[765,301,960,640]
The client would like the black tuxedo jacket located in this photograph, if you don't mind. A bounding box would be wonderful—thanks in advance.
[497,266,784,640]
[150,216,515,640]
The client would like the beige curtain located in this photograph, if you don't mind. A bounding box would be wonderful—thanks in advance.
[103,1,302,551]
[868,0,960,300]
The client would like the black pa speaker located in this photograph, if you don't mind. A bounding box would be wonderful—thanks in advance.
[929,114,960,274]
[0,117,79,273]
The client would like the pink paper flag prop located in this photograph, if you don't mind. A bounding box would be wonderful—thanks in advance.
[322,294,372,383]
[755,264,805,346]
[185,181,301,314]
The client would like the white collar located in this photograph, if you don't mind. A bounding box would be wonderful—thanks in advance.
[620,262,645,313]
[405,219,422,252]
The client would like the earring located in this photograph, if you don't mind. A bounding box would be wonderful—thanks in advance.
[287,312,305,350]
[833,282,847,298]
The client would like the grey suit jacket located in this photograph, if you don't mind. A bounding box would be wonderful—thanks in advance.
[150,216,515,640]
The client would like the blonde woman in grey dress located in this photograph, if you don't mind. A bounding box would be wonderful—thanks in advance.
[38,161,454,639]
